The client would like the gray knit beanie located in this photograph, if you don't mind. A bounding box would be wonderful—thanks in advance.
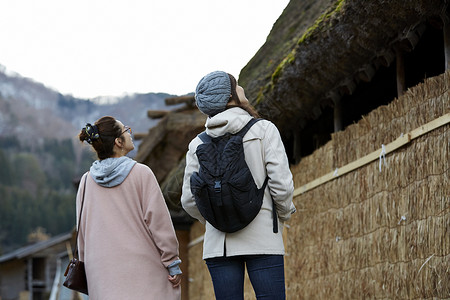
[195,71,231,116]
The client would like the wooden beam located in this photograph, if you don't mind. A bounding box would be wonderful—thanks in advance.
[187,234,204,248]
[377,49,395,67]
[398,29,421,52]
[147,110,170,119]
[133,133,147,140]
[293,113,450,197]
[338,79,356,95]
[357,64,376,82]
[165,95,195,106]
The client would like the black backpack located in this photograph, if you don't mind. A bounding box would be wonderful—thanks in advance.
[190,118,277,233]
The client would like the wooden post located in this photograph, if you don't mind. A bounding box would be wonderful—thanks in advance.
[395,46,406,97]
[328,90,343,132]
[27,258,33,300]
[443,8,450,70]
[175,229,190,300]
[333,97,343,132]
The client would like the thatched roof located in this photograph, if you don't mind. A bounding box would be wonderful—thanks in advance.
[135,99,206,211]
[239,0,449,134]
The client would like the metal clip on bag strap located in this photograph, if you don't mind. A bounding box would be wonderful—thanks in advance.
[74,172,88,259]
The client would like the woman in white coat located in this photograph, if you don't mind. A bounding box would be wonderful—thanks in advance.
[181,71,295,300]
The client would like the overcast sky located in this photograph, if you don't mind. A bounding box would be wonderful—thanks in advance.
[0,0,289,99]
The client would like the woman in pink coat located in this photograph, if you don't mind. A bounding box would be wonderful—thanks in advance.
[77,116,181,300]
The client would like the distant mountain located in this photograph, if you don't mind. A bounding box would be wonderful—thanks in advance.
[0,65,188,252]
[0,64,183,152]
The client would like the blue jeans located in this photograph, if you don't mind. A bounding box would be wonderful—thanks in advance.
[205,255,285,300]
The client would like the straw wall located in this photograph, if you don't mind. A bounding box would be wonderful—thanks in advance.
[186,72,449,299]
[288,71,449,299]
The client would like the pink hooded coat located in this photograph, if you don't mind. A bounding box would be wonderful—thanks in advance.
[76,161,181,300]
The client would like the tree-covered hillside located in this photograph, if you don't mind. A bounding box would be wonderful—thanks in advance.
[0,136,94,254]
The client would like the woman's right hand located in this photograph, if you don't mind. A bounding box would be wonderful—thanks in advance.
[168,274,182,288]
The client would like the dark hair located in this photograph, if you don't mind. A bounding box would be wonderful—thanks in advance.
[226,74,260,118]
[78,116,124,160]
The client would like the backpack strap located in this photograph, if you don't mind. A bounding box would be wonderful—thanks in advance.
[272,197,278,233]
[235,118,261,138]
[198,131,211,143]
[239,119,280,233]
[238,118,279,233]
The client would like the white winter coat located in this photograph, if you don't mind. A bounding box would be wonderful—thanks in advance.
[181,107,295,259]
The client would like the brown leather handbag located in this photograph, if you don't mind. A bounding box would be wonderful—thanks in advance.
[63,258,88,295]
[63,174,89,295]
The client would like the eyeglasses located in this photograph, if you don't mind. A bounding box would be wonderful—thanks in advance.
[121,126,132,135]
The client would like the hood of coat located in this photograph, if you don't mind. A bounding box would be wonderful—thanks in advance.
[205,107,253,138]
[89,156,137,187]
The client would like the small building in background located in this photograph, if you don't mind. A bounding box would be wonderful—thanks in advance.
[0,232,75,300]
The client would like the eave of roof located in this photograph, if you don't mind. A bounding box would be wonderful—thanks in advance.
[0,232,72,263]
[240,0,448,134]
